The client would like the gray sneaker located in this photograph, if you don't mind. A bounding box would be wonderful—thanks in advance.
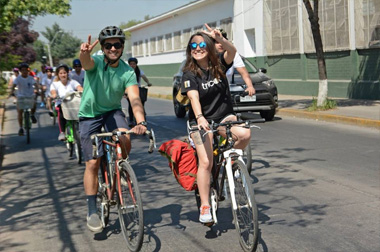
[87,213,103,232]
[58,132,66,141]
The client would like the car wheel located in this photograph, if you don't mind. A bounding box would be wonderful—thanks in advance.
[173,89,187,118]
[260,108,275,121]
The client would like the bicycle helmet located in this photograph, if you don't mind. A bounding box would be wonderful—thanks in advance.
[19,62,29,70]
[98,26,125,45]
[55,64,70,75]
[128,57,138,64]
[73,59,81,67]
[13,67,19,72]
[45,66,53,72]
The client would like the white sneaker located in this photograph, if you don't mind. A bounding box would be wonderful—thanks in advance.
[199,205,213,223]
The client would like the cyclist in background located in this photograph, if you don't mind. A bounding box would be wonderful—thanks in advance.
[214,29,255,96]
[10,63,38,136]
[180,24,251,224]
[7,67,19,104]
[79,26,147,232]
[50,64,83,141]
[126,57,152,127]
[41,66,55,116]
[36,64,48,107]
[70,59,85,86]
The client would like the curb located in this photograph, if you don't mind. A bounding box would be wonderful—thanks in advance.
[148,92,380,129]
[277,108,380,129]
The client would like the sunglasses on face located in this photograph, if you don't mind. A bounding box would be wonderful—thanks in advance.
[189,41,207,50]
[104,42,123,50]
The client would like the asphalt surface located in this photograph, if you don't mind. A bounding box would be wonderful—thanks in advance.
[0,96,379,252]
[147,86,380,129]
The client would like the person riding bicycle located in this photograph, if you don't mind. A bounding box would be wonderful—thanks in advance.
[36,64,48,107]
[50,64,83,141]
[79,26,147,232]
[41,66,55,116]
[7,67,19,104]
[70,58,85,86]
[10,63,38,136]
[126,57,152,127]
[180,24,251,224]
[214,29,255,96]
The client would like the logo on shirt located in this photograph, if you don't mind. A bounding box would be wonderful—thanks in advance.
[184,80,190,88]
[201,78,220,90]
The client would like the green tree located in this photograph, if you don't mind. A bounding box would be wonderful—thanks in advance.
[40,23,82,65]
[0,0,71,33]
[303,0,328,106]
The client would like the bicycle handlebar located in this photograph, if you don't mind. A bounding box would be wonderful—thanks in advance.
[91,129,156,155]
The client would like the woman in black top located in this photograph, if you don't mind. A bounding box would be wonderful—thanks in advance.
[181,24,251,224]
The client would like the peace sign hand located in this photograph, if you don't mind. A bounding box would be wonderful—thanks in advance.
[201,23,223,41]
[80,35,99,55]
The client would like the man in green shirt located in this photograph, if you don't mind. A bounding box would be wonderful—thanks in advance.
[79,26,147,232]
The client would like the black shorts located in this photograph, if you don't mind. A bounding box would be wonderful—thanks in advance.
[79,109,129,162]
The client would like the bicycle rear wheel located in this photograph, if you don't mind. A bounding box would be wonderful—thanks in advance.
[117,162,144,252]
[230,160,259,252]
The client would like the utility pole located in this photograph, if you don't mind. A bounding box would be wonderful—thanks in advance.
[47,30,63,67]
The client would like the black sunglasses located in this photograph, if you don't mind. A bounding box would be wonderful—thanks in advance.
[104,42,123,50]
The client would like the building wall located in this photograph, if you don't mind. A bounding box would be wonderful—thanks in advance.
[127,0,380,100]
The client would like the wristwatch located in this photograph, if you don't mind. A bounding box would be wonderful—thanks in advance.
[137,121,147,127]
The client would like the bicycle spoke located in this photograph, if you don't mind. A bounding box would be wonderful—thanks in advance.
[117,162,144,252]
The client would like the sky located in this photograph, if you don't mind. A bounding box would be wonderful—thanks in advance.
[32,0,194,43]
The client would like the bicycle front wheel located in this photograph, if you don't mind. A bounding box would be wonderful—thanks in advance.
[73,122,82,164]
[24,111,30,144]
[230,160,259,252]
[243,143,253,174]
[117,162,144,252]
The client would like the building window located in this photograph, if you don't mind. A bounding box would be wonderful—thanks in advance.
[165,33,172,51]
[173,31,181,50]
[136,40,143,56]
[132,42,138,56]
[182,28,191,48]
[220,17,232,40]
[265,0,299,55]
[157,36,164,52]
[356,0,380,48]
[207,21,217,29]
[150,37,156,54]
[194,25,203,33]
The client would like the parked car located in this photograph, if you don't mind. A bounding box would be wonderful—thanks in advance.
[172,56,278,121]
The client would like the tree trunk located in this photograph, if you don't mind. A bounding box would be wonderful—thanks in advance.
[303,0,328,106]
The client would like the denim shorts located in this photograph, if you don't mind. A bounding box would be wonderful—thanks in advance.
[79,109,129,162]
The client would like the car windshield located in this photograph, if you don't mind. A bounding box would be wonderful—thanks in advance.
[242,57,258,73]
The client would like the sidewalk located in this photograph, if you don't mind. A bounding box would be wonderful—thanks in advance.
[147,86,380,129]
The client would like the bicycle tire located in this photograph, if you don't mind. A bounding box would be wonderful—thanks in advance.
[66,124,74,157]
[243,143,253,174]
[24,111,30,144]
[73,122,82,164]
[230,159,259,252]
[117,162,144,252]
[97,156,110,227]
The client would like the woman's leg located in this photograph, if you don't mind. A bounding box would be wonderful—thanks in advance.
[191,131,213,207]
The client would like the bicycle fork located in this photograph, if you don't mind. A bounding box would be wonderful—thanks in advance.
[224,149,244,210]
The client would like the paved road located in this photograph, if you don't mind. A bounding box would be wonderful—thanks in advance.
[0,98,379,252]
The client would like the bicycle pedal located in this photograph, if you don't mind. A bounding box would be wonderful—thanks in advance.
[218,195,225,202]
[110,200,117,206]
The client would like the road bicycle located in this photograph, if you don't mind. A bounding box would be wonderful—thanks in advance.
[61,92,82,164]
[92,128,156,252]
[192,118,263,252]
[17,96,35,144]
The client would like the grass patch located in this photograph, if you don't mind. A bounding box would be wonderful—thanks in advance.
[307,97,337,111]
